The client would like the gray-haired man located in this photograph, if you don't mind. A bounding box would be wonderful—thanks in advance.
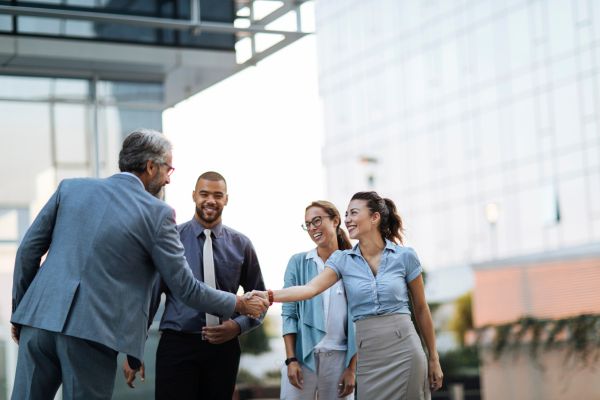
[10,129,268,400]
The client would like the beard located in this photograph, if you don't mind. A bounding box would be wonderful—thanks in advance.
[147,174,164,199]
[196,205,223,224]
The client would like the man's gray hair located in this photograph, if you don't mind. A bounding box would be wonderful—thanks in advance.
[118,129,172,173]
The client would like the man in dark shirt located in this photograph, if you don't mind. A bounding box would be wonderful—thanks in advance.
[149,171,266,399]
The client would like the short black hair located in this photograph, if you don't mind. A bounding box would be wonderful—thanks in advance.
[196,171,227,187]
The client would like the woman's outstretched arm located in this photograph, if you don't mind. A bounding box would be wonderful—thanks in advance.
[274,267,339,302]
[269,267,339,303]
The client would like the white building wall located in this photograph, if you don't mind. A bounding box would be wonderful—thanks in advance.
[315,0,600,270]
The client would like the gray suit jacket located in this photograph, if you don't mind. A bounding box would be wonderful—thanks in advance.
[11,173,236,359]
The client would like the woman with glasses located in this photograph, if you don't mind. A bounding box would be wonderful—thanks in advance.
[280,200,357,400]
[258,192,443,400]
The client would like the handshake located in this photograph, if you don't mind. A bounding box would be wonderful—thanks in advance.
[235,290,270,319]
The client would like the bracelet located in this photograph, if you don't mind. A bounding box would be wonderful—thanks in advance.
[267,289,274,305]
[285,357,298,366]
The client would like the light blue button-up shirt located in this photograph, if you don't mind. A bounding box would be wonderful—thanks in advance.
[326,240,423,322]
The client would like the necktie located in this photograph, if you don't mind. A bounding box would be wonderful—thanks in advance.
[203,229,220,326]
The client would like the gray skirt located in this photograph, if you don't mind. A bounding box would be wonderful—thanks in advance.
[355,314,431,400]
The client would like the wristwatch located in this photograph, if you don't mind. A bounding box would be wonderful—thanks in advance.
[285,357,299,366]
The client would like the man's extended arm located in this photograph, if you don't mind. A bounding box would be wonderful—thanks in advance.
[151,209,267,319]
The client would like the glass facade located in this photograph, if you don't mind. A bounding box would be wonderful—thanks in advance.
[2,0,235,49]
[316,0,600,270]
[0,75,163,204]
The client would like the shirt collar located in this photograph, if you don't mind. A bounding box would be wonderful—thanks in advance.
[191,216,224,238]
[348,239,398,256]
[384,239,398,252]
[119,172,145,190]
[305,248,319,260]
[305,248,325,269]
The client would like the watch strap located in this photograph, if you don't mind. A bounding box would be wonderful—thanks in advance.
[285,357,299,366]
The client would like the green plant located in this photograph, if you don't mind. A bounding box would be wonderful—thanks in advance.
[476,314,600,364]
[236,368,261,385]
[438,346,480,378]
[264,369,281,380]
[239,318,271,355]
[449,292,474,346]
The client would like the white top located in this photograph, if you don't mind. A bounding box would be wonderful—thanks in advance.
[307,249,348,352]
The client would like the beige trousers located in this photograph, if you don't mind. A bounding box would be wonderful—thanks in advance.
[355,314,431,400]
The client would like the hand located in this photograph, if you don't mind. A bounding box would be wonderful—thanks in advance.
[235,292,269,318]
[202,320,241,344]
[337,367,355,397]
[122,358,145,388]
[428,358,443,391]
[287,361,303,390]
[243,290,269,304]
[11,324,20,344]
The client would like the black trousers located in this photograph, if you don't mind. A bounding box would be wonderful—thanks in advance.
[155,330,241,400]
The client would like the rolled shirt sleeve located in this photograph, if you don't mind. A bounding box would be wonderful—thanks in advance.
[404,248,423,283]
[324,250,344,279]
[281,255,301,336]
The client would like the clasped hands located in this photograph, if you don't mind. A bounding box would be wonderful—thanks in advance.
[235,290,269,319]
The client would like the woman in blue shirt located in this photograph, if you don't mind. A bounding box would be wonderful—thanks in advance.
[259,191,443,399]
[281,200,357,399]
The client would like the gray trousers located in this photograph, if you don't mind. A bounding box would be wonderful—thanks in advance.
[280,350,353,400]
[12,326,118,400]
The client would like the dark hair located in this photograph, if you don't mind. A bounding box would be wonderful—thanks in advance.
[306,200,352,250]
[350,191,404,244]
[118,129,172,173]
[196,171,227,190]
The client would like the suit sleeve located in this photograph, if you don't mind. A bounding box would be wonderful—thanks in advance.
[12,182,62,315]
[150,209,236,319]
[147,273,166,330]
[233,240,266,334]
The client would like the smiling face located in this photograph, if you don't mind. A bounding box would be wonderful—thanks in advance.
[344,199,380,240]
[193,178,228,228]
[304,206,339,249]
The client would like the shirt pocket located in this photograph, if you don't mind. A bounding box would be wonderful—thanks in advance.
[213,258,243,286]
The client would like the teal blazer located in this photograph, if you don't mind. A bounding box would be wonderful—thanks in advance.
[281,251,357,373]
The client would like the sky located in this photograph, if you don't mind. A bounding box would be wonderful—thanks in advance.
[162,33,324,293]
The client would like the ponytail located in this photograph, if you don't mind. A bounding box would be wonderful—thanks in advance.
[336,225,353,250]
[351,191,405,244]
[383,198,404,244]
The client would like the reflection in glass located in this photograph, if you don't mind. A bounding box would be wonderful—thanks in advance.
[0,76,52,100]
[98,81,164,105]
[54,104,88,165]
[0,15,12,31]
[54,79,89,101]
[0,210,19,241]
[9,0,236,49]
[18,16,62,35]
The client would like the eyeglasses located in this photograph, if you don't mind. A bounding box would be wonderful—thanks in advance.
[162,162,175,177]
[301,215,333,231]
